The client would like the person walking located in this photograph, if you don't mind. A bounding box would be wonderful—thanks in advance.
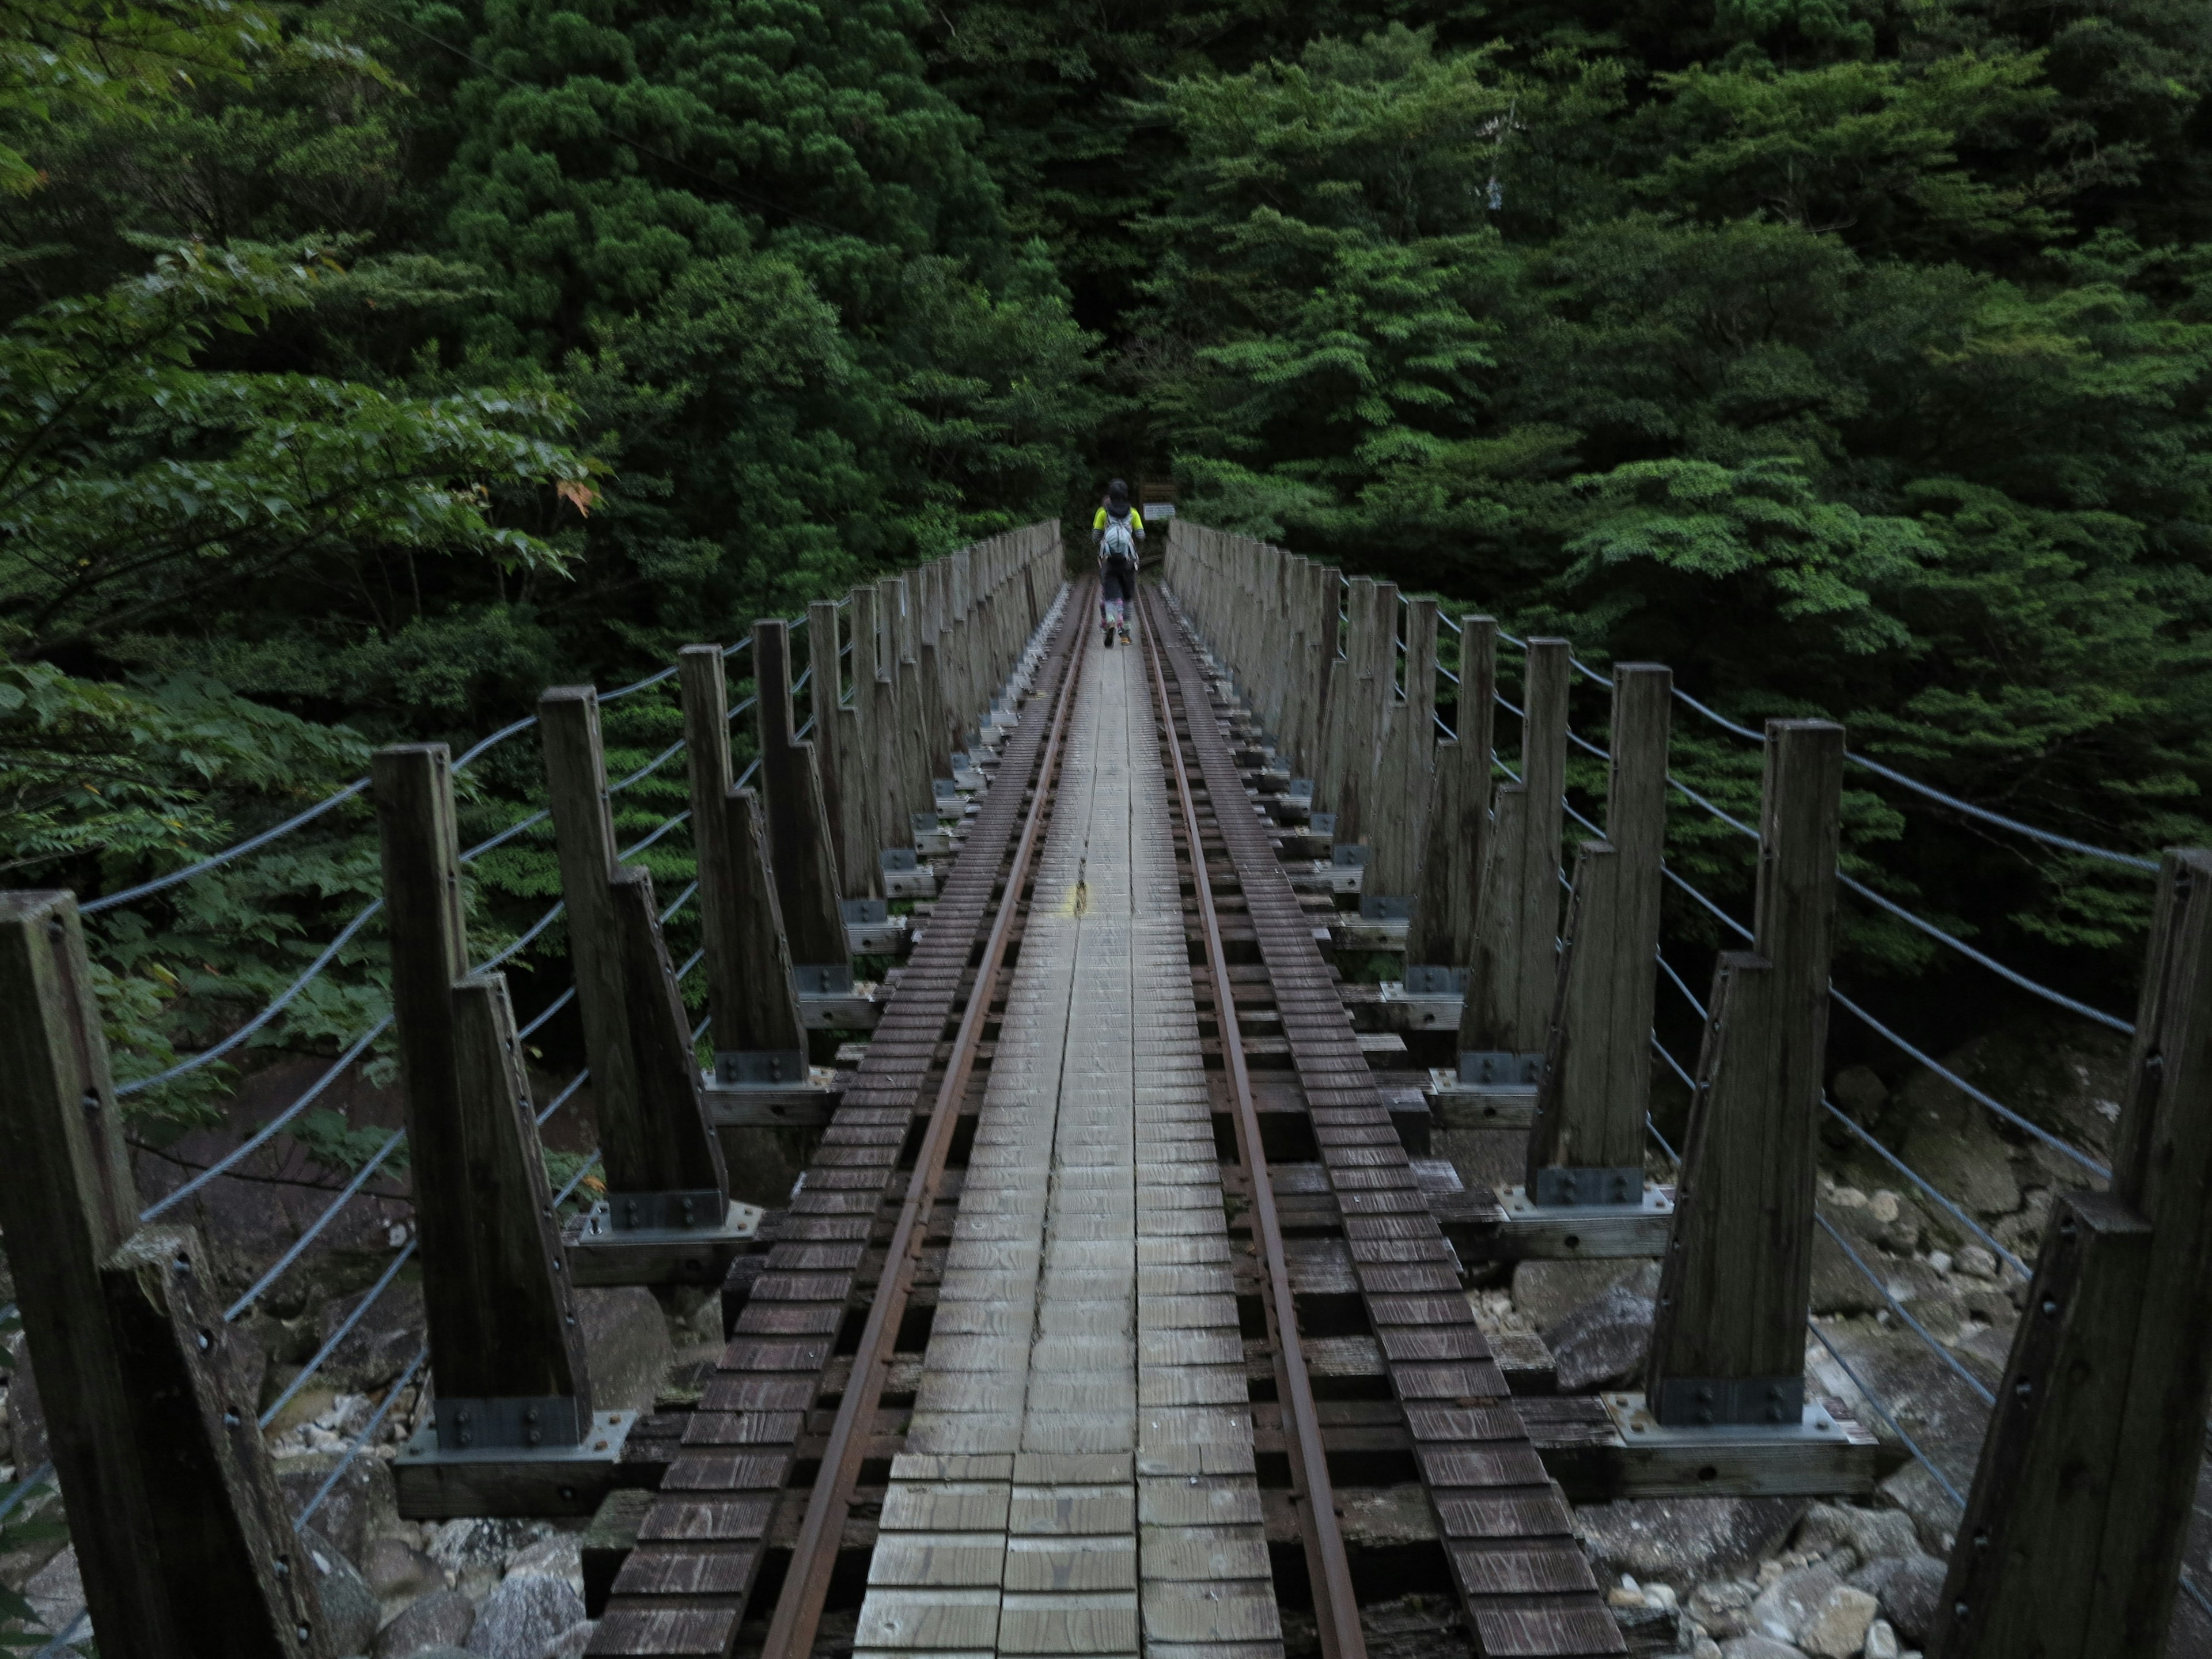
[1092,478,1142,647]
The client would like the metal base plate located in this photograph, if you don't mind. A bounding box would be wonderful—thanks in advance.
[1530,1165,1647,1208]
[1428,1071,1538,1127]
[565,1200,765,1286]
[1593,1392,1878,1499]
[715,1050,808,1087]
[1649,1373,1804,1428]
[1465,1183,1675,1262]
[395,1410,638,1519]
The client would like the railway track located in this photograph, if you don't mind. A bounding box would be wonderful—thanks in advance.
[590,577,1622,1659]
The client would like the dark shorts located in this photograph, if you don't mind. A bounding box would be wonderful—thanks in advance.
[1100,563,1135,603]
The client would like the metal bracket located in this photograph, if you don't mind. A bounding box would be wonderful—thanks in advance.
[1359,893,1412,922]
[842,898,889,925]
[1459,1050,1544,1088]
[1308,812,1338,838]
[1531,1165,1646,1208]
[1650,1374,1807,1428]
[431,1393,587,1451]
[1286,778,1315,804]
[932,779,962,814]
[1402,965,1466,997]
[880,847,919,873]
[715,1050,809,1087]
[794,963,855,997]
[1331,842,1370,869]
[599,1188,728,1232]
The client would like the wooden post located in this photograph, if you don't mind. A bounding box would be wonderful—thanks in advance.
[0,892,330,1657]
[1934,847,2212,1658]
[679,646,808,1074]
[539,687,732,1272]
[1645,721,1843,1426]
[1408,617,1497,969]
[806,600,866,899]
[1467,638,1570,1054]
[374,748,593,1411]
[843,585,884,890]
[753,619,850,979]
[1525,665,1672,1202]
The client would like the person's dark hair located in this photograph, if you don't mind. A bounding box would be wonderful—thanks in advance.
[1106,478,1129,503]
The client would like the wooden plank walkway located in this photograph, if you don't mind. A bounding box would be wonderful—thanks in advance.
[855,626,1278,1659]
[1149,594,1626,1659]
[591,597,1081,1659]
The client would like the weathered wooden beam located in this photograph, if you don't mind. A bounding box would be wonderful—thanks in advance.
[0,892,331,1657]
[753,618,849,976]
[1936,847,2212,1658]
[1408,616,1497,971]
[1525,664,1672,1200]
[678,646,808,1069]
[374,745,627,1517]
[806,599,869,900]
[1645,721,1843,1426]
[541,688,728,1198]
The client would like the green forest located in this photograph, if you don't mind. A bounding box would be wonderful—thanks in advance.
[4,0,2206,1131]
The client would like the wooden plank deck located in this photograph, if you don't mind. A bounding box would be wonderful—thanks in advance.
[589,600,1081,1659]
[1153,600,1627,1659]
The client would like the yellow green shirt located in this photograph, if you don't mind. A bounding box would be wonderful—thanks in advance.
[1093,507,1143,535]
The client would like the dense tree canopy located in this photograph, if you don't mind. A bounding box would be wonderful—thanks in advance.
[3,0,2210,1123]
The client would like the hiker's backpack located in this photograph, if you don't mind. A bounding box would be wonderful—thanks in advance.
[1100,516,1137,565]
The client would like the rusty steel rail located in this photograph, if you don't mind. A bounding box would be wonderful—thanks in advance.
[1136,589,1368,1659]
[756,582,1095,1659]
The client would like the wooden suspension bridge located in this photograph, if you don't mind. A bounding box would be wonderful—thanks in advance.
[0,517,2204,1659]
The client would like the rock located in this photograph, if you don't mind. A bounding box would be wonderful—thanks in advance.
[363,1532,446,1601]
[539,1624,595,1659]
[373,1587,476,1657]
[1510,1258,1655,1329]
[1796,1584,1877,1657]
[5,1335,48,1469]
[312,1279,426,1394]
[1849,1554,1946,1646]
[1751,1563,1842,1644]
[576,1287,672,1414]
[274,1450,396,1560]
[1791,1504,1920,1570]
[1864,1618,1900,1659]
[430,1517,553,1599]
[467,1573,588,1659]
[1831,1066,1888,1128]
[25,1544,80,1636]
[1687,1579,1757,1639]
[504,1534,586,1596]
[1719,1640,1806,1659]
[1543,1282,1655,1391]
[302,1527,382,1655]
[1578,1498,1809,1586]
[1808,1228,1888,1319]
[1804,1319,1984,1555]
[1692,1641,1722,1659]
[1896,1062,2021,1222]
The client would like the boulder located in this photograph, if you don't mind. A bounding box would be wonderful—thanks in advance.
[1719,1639,1806,1659]
[1578,1499,1808,1586]
[373,1586,476,1657]
[576,1287,672,1414]
[1864,1618,1900,1659]
[1830,1066,1889,1130]
[1750,1563,1842,1645]
[467,1573,589,1659]
[503,1534,586,1596]
[25,1544,80,1637]
[1896,1065,2021,1223]
[1796,1584,1877,1657]
[1791,1504,1920,1570]
[312,1279,427,1395]
[430,1517,552,1599]
[1686,1578,1757,1639]
[301,1527,382,1656]
[363,1533,446,1601]
[1542,1283,1654,1391]
[1510,1259,1656,1330]
[539,1625,595,1659]
[274,1449,396,1561]
[1849,1553,1946,1647]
